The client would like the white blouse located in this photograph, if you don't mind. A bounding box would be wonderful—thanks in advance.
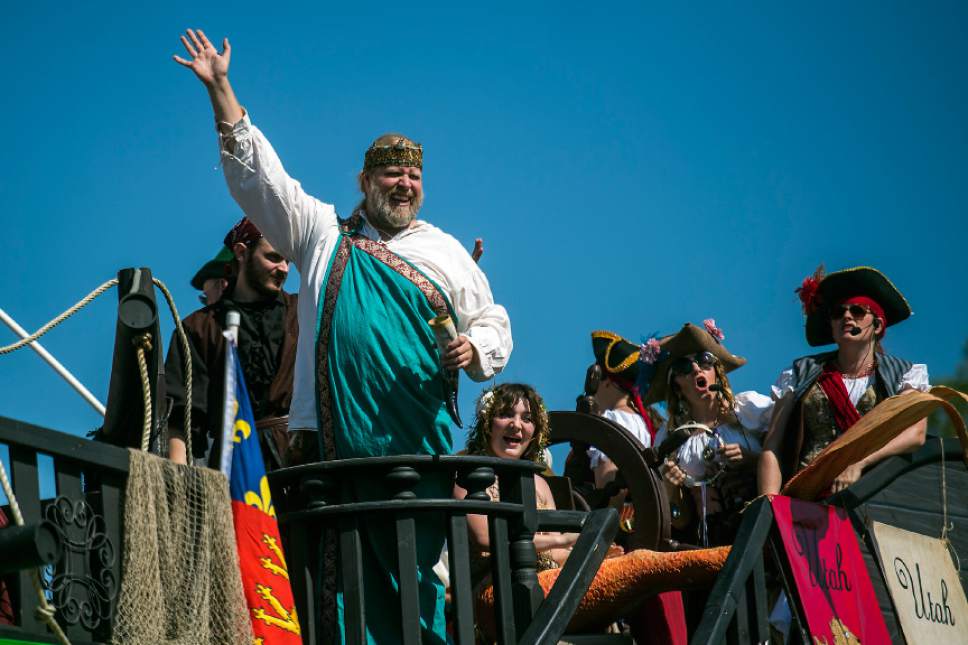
[771,364,930,406]
[656,391,773,480]
[587,409,652,469]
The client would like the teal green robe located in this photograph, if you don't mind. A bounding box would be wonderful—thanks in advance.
[315,216,453,644]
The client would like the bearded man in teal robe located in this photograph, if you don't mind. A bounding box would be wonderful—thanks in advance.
[176,28,513,644]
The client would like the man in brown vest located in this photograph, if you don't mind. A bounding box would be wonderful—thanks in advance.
[166,218,298,471]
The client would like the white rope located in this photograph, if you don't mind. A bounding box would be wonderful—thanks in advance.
[0,273,199,645]
[0,457,71,644]
[939,435,960,571]
[152,278,193,460]
[0,278,125,645]
[0,279,118,355]
[134,334,153,452]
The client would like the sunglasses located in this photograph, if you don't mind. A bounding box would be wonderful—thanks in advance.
[828,304,872,320]
[668,351,718,378]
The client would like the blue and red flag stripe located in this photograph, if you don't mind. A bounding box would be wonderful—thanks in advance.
[225,340,301,644]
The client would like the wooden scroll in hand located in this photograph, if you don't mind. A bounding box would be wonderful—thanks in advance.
[428,314,463,428]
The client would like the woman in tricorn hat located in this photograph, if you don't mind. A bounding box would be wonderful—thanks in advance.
[586,330,665,488]
[758,266,929,496]
[644,321,772,545]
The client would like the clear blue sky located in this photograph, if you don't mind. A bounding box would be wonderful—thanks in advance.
[2,2,966,472]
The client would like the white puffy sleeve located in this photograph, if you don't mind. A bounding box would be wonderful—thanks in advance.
[455,281,512,381]
[900,364,930,392]
[444,243,512,382]
[219,112,338,271]
[771,368,796,401]
[733,390,774,435]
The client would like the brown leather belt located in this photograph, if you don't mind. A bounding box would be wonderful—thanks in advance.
[255,415,289,470]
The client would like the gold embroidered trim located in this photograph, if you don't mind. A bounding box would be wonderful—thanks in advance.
[363,140,422,170]
[592,329,639,374]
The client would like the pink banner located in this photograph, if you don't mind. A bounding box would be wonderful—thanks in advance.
[770,495,890,644]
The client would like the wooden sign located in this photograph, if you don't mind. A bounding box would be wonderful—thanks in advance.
[771,495,891,644]
[872,522,968,642]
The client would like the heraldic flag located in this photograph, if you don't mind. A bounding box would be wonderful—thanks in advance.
[224,340,301,643]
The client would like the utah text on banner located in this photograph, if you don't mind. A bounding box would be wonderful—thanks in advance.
[871,521,968,643]
[770,495,890,644]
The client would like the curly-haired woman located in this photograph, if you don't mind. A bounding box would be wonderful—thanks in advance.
[455,383,730,645]
[456,382,581,568]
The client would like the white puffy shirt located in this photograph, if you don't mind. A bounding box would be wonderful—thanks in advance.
[219,114,513,432]
[770,364,930,406]
[654,391,773,479]
[587,409,652,468]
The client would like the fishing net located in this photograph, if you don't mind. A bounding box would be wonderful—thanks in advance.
[111,449,252,645]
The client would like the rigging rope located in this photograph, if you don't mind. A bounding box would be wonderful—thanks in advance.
[151,277,192,459]
[134,333,153,452]
[0,455,71,645]
[0,279,119,355]
[0,273,196,643]
[938,434,960,571]
[0,277,124,645]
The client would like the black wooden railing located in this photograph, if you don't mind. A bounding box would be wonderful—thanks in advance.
[271,455,619,645]
[690,437,968,645]
[0,415,130,645]
[689,496,776,645]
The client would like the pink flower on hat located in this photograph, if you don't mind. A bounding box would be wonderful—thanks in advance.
[639,337,663,364]
[703,319,725,342]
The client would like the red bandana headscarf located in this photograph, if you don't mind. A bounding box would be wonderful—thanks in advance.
[223,217,264,248]
[817,294,886,434]
[840,295,887,334]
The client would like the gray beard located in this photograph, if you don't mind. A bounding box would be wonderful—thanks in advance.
[364,184,422,233]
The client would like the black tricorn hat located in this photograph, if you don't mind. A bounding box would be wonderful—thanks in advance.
[591,330,642,383]
[643,323,746,405]
[801,266,912,347]
[190,246,235,290]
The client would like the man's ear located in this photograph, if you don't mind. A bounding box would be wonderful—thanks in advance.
[358,170,369,193]
[232,242,248,262]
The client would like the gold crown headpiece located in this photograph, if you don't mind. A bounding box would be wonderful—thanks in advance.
[363,138,423,170]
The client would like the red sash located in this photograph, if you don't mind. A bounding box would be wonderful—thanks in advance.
[609,375,658,444]
[816,363,862,434]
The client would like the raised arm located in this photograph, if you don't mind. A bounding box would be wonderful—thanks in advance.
[172,29,338,268]
[173,29,244,128]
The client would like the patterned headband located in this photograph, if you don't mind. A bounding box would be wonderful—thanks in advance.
[363,138,423,170]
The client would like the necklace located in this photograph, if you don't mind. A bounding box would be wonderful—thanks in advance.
[836,358,876,379]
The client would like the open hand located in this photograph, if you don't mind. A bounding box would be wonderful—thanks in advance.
[173,29,231,86]
[443,335,476,371]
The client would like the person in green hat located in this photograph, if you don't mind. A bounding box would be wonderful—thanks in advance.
[190,245,235,306]
[758,266,930,496]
